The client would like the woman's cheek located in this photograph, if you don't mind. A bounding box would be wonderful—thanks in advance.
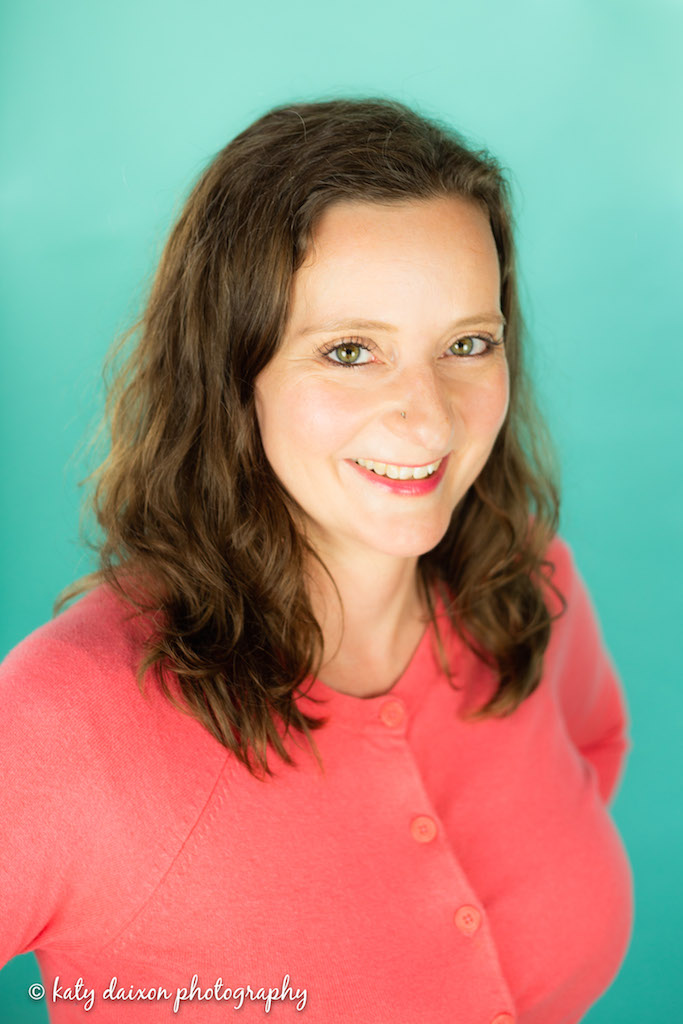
[283,380,364,450]
[471,363,509,436]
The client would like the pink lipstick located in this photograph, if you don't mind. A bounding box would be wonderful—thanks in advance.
[346,454,449,496]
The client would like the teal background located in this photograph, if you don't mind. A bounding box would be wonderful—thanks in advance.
[1,0,681,1020]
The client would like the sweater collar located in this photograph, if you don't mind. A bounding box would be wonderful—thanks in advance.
[294,591,460,732]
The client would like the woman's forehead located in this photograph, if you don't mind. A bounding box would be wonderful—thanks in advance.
[288,197,501,332]
[303,194,490,253]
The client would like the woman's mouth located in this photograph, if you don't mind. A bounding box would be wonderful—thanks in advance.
[347,454,449,495]
[352,456,444,480]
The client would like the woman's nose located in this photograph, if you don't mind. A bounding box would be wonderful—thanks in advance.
[382,365,457,454]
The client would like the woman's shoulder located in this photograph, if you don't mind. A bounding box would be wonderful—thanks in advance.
[0,582,150,714]
[0,585,227,963]
[541,530,607,629]
[538,530,590,623]
[543,530,578,586]
[0,581,198,775]
[0,585,149,891]
[0,580,223,798]
[543,530,572,569]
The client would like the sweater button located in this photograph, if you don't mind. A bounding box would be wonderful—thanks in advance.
[380,698,405,728]
[453,904,481,936]
[490,1014,515,1024]
[410,815,437,843]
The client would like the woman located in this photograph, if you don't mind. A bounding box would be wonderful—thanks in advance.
[0,97,633,1022]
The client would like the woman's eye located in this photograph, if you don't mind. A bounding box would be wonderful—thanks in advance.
[447,335,489,357]
[321,333,499,368]
[322,340,373,366]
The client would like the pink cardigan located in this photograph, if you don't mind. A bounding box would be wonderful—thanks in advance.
[0,534,633,1023]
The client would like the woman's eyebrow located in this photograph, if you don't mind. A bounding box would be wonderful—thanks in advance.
[297,313,506,336]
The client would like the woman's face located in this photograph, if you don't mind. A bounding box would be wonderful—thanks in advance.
[254,195,509,564]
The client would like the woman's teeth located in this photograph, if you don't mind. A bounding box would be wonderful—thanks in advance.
[354,457,443,480]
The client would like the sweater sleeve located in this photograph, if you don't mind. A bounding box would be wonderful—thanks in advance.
[0,628,95,967]
[547,536,632,807]
[0,593,231,974]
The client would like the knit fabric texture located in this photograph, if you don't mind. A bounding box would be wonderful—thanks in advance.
[0,534,633,1022]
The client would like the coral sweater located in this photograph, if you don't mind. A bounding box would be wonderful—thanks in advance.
[0,535,633,1023]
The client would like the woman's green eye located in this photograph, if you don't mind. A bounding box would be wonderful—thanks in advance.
[320,338,374,368]
[323,333,494,368]
[335,343,363,363]
[450,336,476,356]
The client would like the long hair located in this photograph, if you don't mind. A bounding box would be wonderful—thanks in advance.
[55,96,565,779]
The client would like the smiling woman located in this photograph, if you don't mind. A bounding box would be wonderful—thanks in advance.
[254,195,512,693]
[0,97,633,1024]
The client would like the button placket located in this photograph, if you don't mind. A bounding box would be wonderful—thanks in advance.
[376,691,513,1021]
[379,703,440,845]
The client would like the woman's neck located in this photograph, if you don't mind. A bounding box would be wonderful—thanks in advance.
[306,546,430,697]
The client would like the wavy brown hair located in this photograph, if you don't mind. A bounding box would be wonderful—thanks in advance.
[55,96,565,779]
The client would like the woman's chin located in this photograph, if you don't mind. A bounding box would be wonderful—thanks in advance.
[300,507,454,564]
[355,521,452,560]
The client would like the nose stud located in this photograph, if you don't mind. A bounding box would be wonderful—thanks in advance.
[401,411,406,419]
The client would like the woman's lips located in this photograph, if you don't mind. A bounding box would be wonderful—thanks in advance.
[346,453,449,495]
